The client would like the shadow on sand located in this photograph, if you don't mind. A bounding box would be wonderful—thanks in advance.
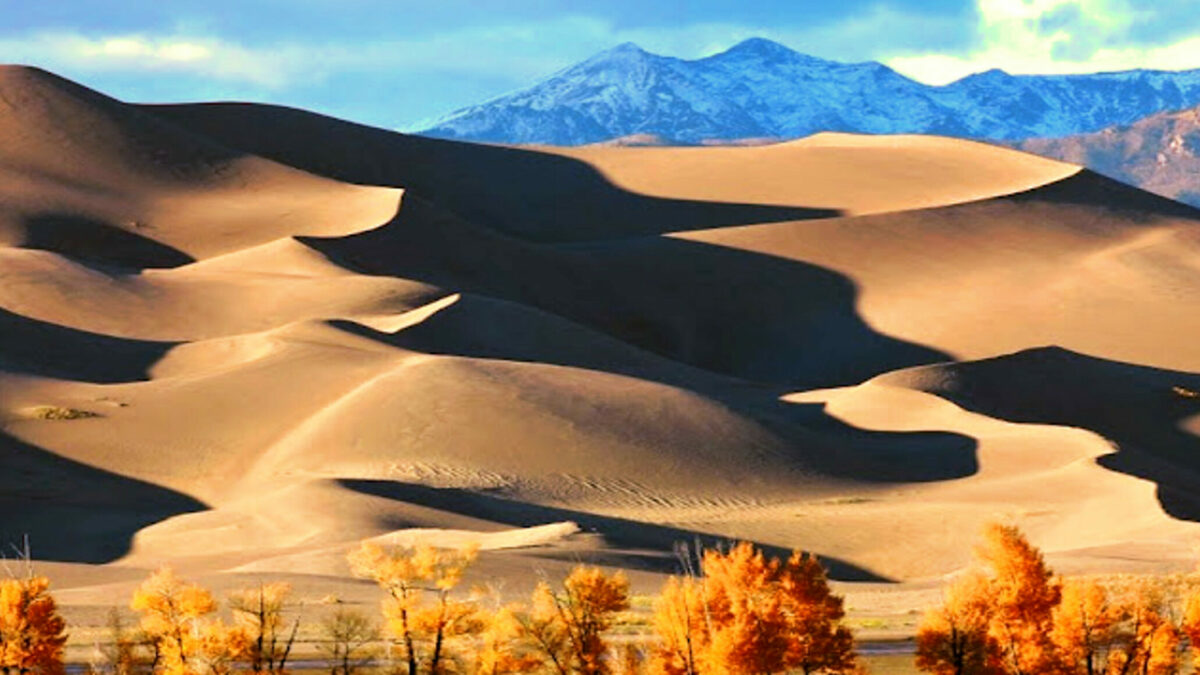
[0,433,206,563]
[0,306,174,383]
[898,346,1200,521]
[147,102,839,242]
[339,479,889,582]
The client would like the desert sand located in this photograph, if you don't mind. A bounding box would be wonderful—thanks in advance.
[3,65,1200,648]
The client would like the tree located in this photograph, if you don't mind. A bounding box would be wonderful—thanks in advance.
[650,542,857,675]
[973,524,1063,675]
[1107,580,1179,675]
[319,609,377,675]
[915,572,999,675]
[348,541,482,675]
[89,608,155,675]
[523,566,630,675]
[228,582,298,674]
[699,542,789,675]
[0,575,67,675]
[1051,579,1124,675]
[649,576,707,675]
[1181,587,1200,673]
[130,567,246,675]
[473,605,541,675]
[778,551,856,675]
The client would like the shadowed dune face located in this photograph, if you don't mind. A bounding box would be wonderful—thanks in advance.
[0,432,206,563]
[304,196,950,389]
[337,480,887,581]
[879,347,1200,521]
[4,68,1200,588]
[144,103,840,241]
[0,306,173,383]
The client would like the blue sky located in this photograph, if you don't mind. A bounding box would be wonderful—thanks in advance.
[2,0,1199,129]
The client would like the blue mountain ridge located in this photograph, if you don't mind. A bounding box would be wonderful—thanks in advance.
[415,38,1200,145]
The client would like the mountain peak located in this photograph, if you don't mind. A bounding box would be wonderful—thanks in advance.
[719,37,798,59]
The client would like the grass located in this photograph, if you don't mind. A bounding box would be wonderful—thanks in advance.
[25,405,101,420]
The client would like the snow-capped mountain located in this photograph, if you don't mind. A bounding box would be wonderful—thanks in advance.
[415,38,1200,145]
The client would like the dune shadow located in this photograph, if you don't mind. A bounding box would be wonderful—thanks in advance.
[145,103,839,242]
[308,196,949,390]
[0,433,206,563]
[338,479,888,582]
[0,306,174,383]
[1005,170,1200,221]
[795,402,980,482]
[21,213,193,270]
[902,346,1200,521]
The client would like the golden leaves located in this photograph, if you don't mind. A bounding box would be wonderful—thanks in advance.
[0,576,67,675]
[649,542,857,675]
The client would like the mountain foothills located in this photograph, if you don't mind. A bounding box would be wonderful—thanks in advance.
[1016,104,1200,208]
[416,38,1200,145]
[6,63,1200,624]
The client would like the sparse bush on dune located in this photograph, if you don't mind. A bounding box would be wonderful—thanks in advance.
[24,405,100,420]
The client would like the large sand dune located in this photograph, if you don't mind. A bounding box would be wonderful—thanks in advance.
[4,66,1200,619]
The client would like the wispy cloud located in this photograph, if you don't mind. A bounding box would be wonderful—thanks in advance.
[886,0,1200,84]
[0,32,296,87]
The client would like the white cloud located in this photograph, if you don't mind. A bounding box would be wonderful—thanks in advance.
[0,32,300,87]
[886,0,1200,84]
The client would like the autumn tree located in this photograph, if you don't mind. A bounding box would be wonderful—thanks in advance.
[348,541,482,675]
[779,552,856,674]
[89,608,156,675]
[1182,587,1200,672]
[915,572,999,675]
[650,542,857,675]
[973,523,1064,675]
[1106,580,1179,675]
[0,574,67,675]
[649,576,707,675]
[473,604,541,675]
[1050,579,1125,675]
[523,566,630,675]
[228,582,298,674]
[130,567,246,675]
[319,609,377,675]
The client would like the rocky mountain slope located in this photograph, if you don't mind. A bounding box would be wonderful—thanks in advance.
[416,38,1200,145]
[1016,104,1200,207]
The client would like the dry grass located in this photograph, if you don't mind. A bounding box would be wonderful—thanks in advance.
[24,406,101,421]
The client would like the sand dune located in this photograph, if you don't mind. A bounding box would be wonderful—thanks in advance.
[3,66,1200,623]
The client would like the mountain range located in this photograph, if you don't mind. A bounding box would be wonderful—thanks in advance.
[1015,104,1200,208]
[415,38,1200,146]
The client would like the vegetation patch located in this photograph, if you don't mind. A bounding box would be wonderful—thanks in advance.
[23,405,101,420]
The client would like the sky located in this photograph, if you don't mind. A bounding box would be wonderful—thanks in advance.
[2,0,1199,130]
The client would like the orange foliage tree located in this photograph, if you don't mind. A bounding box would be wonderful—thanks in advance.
[0,574,67,675]
[130,567,247,675]
[348,541,482,675]
[227,582,298,674]
[473,604,542,675]
[650,542,857,675]
[1105,580,1179,675]
[974,523,1063,675]
[522,566,630,675]
[1051,579,1125,675]
[1182,587,1200,672]
[915,571,999,675]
